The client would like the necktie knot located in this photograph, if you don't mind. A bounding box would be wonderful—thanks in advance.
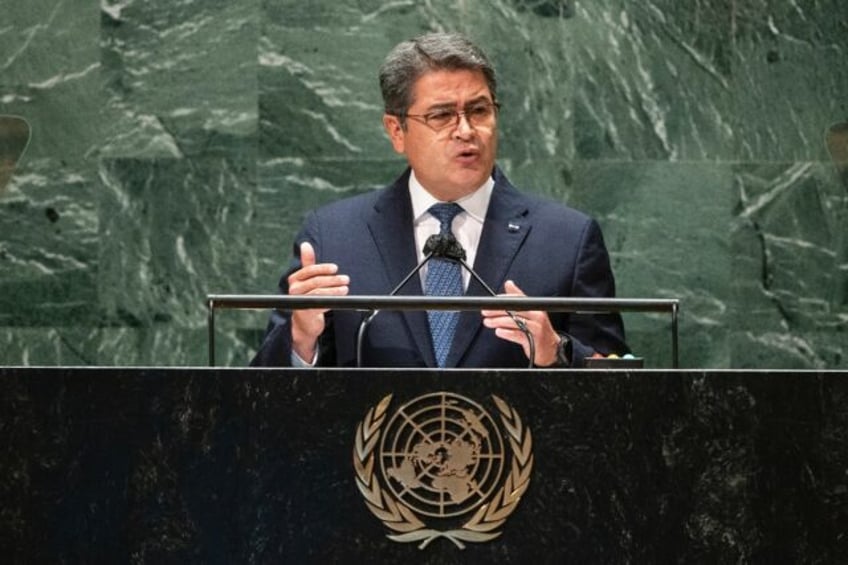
[428,203,463,235]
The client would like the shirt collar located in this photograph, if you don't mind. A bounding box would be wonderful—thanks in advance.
[409,169,494,225]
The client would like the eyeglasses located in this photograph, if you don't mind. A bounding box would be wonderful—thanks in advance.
[402,100,500,132]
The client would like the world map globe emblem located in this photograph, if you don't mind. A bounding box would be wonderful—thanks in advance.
[379,392,506,518]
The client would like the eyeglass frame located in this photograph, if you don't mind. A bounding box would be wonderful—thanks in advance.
[396,99,501,132]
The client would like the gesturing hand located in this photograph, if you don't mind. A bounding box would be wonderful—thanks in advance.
[288,242,349,362]
[480,280,561,367]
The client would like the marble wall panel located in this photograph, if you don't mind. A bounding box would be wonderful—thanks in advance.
[99,0,258,159]
[731,0,848,161]
[572,1,736,161]
[259,2,397,160]
[0,327,97,366]
[1,0,102,361]
[0,160,98,327]
[0,324,261,367]
[731,161,847,367]
[96,157,257,327]
[0,324,254,367]
[0,0,103,161]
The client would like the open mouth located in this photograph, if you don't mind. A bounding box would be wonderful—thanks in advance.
[455,148,479,161]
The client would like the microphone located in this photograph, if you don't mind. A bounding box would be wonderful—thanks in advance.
[355,234,535,369]
[423,232,465,261]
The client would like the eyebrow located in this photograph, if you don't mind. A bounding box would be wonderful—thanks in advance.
[423,95,492,112]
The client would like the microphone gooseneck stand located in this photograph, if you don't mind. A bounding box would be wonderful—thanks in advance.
[355,241,438,367]
[355,234,535,368]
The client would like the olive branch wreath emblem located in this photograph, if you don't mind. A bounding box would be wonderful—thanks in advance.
[353,393,533,550]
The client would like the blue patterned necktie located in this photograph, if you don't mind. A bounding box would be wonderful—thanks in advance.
[425,203,464,367]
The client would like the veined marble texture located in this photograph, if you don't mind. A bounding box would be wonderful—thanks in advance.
[1,0,846,367]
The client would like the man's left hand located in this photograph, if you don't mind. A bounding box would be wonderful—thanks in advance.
[481,280,561,367]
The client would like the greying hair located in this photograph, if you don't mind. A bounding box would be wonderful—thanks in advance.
[379,32,497,120]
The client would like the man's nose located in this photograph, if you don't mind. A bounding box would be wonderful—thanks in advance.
[453,112,475,138]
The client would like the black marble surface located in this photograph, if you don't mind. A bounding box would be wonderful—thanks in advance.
[1,367,847,563]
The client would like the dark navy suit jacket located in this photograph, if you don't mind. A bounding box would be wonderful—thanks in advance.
[251,167,628,368]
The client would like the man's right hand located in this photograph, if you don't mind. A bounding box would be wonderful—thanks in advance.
[288,241,349,362]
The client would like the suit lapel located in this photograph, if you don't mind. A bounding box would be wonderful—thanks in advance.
[366,170,437,366]
[447,170,531,367]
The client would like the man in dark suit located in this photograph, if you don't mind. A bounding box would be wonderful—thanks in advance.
[252,32,628,368]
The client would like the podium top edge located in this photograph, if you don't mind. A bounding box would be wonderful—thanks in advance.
[205,294,680,313]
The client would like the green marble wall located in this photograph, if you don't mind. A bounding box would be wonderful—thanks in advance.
[1,1,846,368]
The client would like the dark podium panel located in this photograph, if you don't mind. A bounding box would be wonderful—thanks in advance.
[2,368,847,563]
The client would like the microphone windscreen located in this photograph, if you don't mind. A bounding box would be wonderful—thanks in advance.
[423,234,467,261]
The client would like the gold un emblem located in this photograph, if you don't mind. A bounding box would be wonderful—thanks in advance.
[353,392,533,549]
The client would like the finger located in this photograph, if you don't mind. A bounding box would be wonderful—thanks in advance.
[290,262,341,284]
[493,326,532,347]
[289,273,350,295]
[303,284,350,297]
[299,241,317,268]
[482,313,531,329]
[480,308,510,318]
[291,287,348,310]
[503,279,526,296]
[291,284,349,317]
[289,241,341,284]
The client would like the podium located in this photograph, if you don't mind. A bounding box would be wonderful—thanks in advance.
[2,366,846,563]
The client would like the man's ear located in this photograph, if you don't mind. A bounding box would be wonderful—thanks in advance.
[382,114,406,154]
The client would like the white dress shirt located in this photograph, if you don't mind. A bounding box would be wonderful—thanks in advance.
[409,170,494,290]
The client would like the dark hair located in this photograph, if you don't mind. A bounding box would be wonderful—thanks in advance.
[379,32,497,120]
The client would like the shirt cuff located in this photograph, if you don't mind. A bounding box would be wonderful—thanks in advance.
[291,346,319,368]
